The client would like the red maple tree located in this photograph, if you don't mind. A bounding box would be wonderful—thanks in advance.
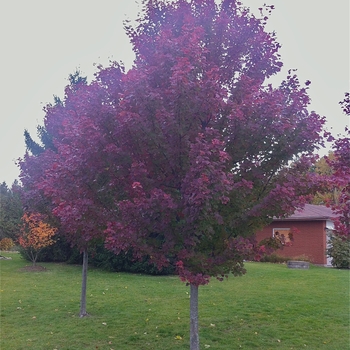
[19,68,125,316]
[327,94,350,237]
[19,1,329,347]
[103,1,326,347]
[323,94,350,268]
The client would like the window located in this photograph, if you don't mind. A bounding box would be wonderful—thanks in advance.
[273,228,292,245]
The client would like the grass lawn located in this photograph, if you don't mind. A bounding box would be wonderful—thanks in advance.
[0,252,349,350]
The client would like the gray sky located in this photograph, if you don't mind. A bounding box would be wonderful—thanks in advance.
[1,0,349,185]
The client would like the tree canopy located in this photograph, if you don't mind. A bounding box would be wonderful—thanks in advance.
[103,0,327,284]
[327,93,350,236]
[20,0,327,285]
[19,0,329,286]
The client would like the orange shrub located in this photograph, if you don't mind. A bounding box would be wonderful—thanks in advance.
[18,213,57,265]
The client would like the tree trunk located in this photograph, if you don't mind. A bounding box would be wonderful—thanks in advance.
[190,283,199,350]
[79,248,88,317]
[31,250,37,267]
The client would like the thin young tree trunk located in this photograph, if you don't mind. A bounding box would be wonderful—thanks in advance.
[31,250,37,267]
[190,283,199,350]
[80,248,88,317]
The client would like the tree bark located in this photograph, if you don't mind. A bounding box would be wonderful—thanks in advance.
[79,248,88,317]
[31,250,37,267]
[190,283,199,350]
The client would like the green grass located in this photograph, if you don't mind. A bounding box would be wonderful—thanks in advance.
[1,253,349,350]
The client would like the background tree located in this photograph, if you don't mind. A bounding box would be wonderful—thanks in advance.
[19,66,125,317]
[18,212,56,266]
[310,152,340,205]
[23,70,86,156]
[0,181,23,241]
[328,94,350,237]
[19,70,103,316]
[326,130,350,267]
[20,70,88,218]
[330,138,350,233]
[326,93,350,268]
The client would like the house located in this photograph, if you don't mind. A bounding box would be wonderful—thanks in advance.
[255,204,336,266]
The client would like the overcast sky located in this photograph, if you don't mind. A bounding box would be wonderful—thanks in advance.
[1,0,349,185]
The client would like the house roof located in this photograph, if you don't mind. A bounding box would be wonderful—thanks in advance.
[274,204,336,221]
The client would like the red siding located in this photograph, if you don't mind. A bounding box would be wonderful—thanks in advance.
[256,220,327,265]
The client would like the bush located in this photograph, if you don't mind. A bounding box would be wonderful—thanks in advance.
[26,238,175,275]
[327,234,350,269]
[259,254,311,264]
[36,236,79,263]
[0,237,15,251]
[259,253,289,263]
[90,244,175,275]
[19,235,82,264]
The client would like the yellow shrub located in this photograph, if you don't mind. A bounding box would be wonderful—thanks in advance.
[0,238,15,251]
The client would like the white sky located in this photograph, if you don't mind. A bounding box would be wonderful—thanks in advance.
[1,0,349,185]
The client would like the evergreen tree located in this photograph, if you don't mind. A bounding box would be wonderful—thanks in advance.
[0,181,23,240]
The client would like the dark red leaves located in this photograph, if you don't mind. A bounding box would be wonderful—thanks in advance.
[19,0,328,285]
[327,125,350,236]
